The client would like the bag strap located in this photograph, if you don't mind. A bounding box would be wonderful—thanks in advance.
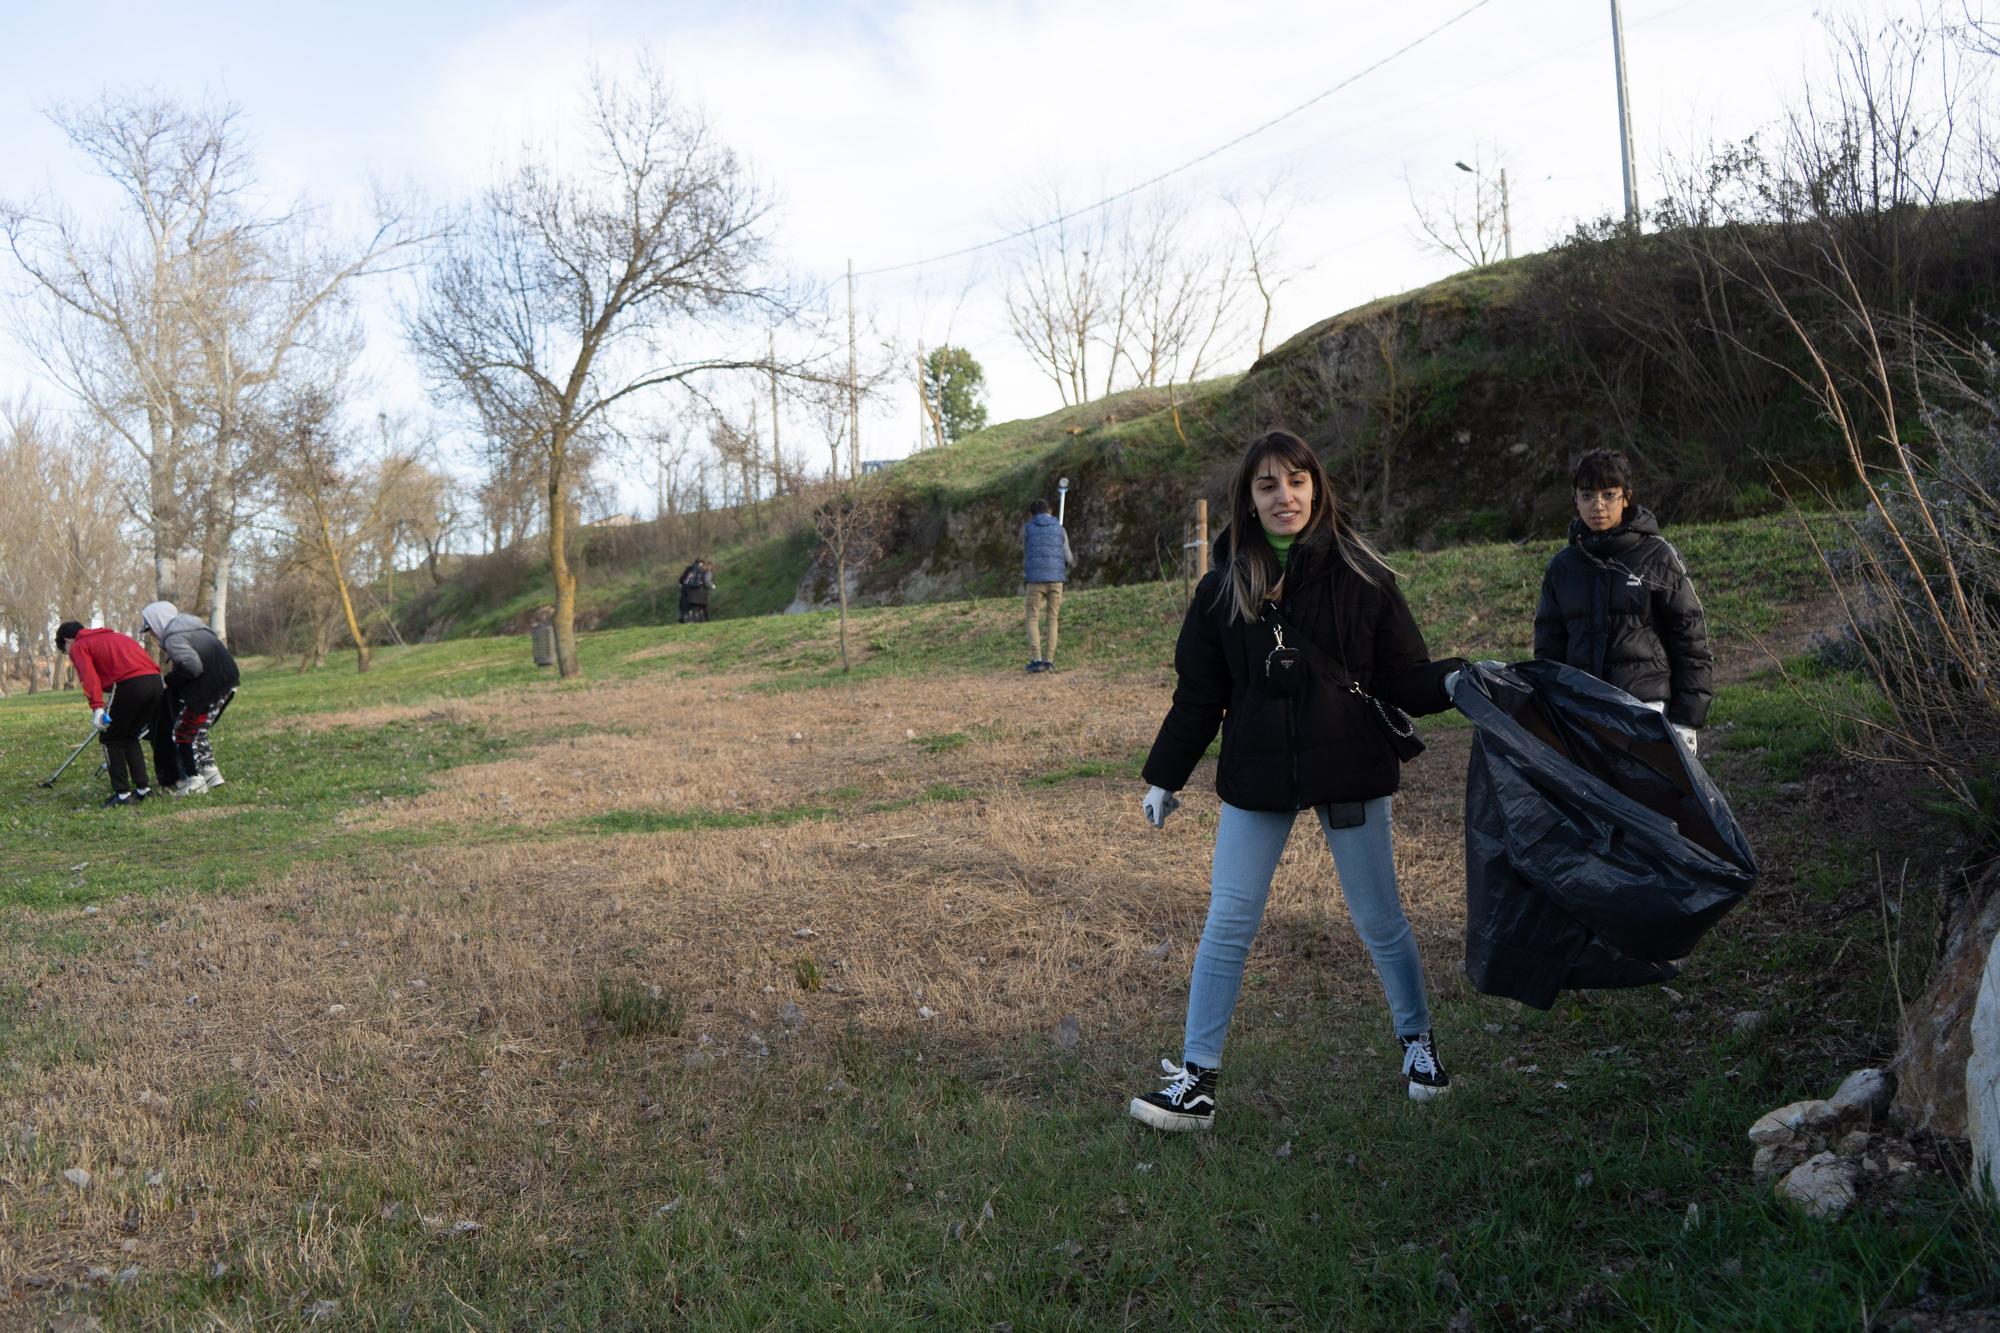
[1262,602,1359,693]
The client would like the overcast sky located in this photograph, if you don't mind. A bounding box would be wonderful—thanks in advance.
[0,0,1944,513]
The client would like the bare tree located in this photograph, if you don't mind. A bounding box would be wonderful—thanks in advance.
[3,93,419,633]
[808,482,892,671]
[408,62,786,678]
[1406,146,1511,269]
[1003,182,1119,406]
[177,209,420,638]
[2,96,230,603]
[0,400,144,692]
[1357,307,1417,530]
[268,389,420,673]
[1226,178,1312,360]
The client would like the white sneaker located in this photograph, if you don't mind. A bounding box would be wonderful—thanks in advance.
[198,765,225,790]
[170,774,210,796]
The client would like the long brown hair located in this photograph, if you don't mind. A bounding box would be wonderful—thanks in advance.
[1214,429,1392,624]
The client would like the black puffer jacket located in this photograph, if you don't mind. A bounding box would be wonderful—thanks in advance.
[1143,532,1461,811]
[1532,507,1713,727]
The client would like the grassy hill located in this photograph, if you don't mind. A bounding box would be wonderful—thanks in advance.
[1,513,1989,1326]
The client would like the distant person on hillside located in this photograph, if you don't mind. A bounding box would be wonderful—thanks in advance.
[54,619,163,808]
[1534,448,1713,753]
[1129,429,1464,1133]
[139,601,241,795]
[678,558,715,624]
[1021,498,1073,673]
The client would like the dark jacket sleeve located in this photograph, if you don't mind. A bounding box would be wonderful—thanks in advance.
[1532,559,1567,663]
[1370,577,1462,718]
[1141,578,1230,792]
[1655,546,1714,727]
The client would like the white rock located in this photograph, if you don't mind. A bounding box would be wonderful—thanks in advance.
[1731,1010,1768,1034]
[1971,926,2000,1204]
[326,1004,348,1017]
[1748,1100,1836,1145]
[1776,1152,1859,1219]
[1828,1068,1895,1122]
[62,1166,92,1189]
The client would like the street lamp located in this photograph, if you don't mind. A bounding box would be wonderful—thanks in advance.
[1454,160,1512,262]
[1057,476,1070,526]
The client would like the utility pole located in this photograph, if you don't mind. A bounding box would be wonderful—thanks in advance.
[1610,0,1640,228]
[846,259,859,479]
[767,330,782,497]
[916,337,928,451]
[1456,159,1513,262]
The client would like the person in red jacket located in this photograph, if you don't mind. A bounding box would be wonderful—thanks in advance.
[55,619,164,808]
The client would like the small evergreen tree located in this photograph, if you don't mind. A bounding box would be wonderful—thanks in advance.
[922,345,989,444]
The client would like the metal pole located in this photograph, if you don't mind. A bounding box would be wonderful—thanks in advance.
[1610,0,1640,228]
[1057,477,1070,526]
[1195,498,1209,578]
[1500,167,1513,260]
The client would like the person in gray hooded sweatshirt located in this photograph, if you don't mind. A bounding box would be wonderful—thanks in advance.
[139,601,241,794]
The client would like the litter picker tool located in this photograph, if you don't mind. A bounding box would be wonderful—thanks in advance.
[38,726,99,789]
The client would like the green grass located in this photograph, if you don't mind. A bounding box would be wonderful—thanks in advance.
[0,512,1830,907]
[9,514,1996,1328]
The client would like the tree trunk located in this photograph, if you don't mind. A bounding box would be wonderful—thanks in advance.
[549,437,581,679]
[316,512,371,674]
[210,545,233,642]
[333,571,371,673]
[836,552,851,672]
[25,649,39,695]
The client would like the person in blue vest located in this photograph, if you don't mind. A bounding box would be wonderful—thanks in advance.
[1021,498,1075,673]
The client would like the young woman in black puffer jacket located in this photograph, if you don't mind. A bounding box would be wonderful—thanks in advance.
[1127,429,1464,1134]
[1534,449,1713,748]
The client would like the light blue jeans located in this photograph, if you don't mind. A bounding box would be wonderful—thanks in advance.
[1184,797,1431,1069]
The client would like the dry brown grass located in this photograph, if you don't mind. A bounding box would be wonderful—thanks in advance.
[0,668,1472,1317]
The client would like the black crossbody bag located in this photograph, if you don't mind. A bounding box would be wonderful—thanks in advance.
[1261,604,1426,763]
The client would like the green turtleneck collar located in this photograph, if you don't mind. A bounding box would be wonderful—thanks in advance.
[1265,531,1296,570]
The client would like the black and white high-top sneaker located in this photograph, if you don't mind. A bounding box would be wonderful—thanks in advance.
[1128,1058,1217,1132]
[1400,1031,1450,1102]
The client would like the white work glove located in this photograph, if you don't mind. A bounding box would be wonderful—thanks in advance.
[92,708,111,731]
[1142,785,1182,829]
[1673,724,1698,756]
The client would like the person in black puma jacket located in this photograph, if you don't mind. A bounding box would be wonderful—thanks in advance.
[1533,449,1713,746]
[1127,429,1464,1134]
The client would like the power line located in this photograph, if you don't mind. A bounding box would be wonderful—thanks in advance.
[850,0,1501,279]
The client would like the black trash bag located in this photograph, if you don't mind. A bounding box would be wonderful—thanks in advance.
[1455,659,1756,1010]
